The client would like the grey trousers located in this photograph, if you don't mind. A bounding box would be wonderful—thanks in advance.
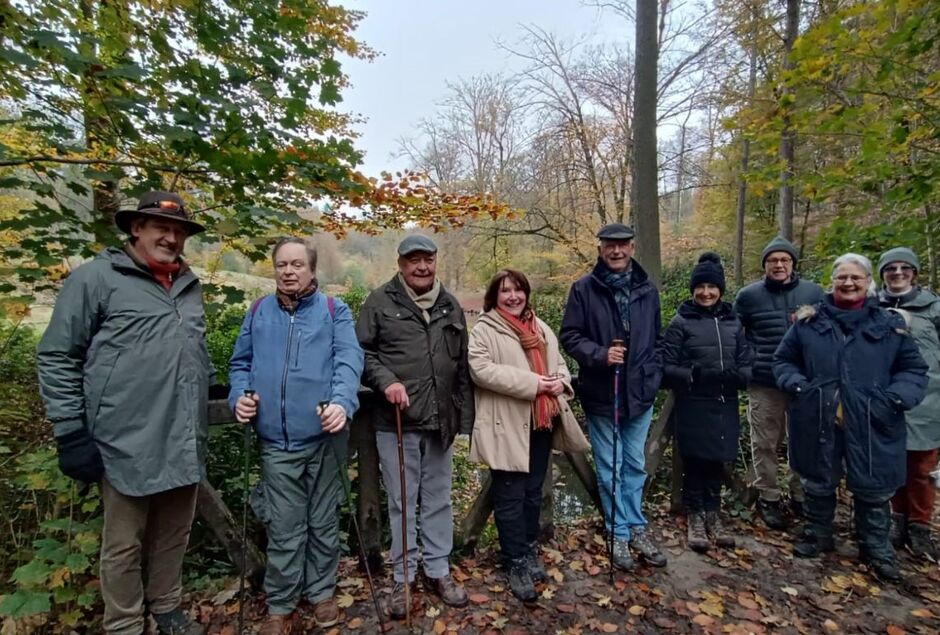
[747,384,804,503]
[259,440,343,614]
[376,430,454,582]
[100,479,198,635]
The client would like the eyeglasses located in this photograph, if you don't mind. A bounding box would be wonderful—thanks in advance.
[883,264,914,274]
[139,200,186,213]
[833,275,869,283]
[766,257,792,266]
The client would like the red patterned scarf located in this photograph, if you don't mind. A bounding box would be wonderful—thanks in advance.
[495,307,560,430]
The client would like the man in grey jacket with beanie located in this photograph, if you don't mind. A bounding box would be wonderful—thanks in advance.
[734,236,824,530]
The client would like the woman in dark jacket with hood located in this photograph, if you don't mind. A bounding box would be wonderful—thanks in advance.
[774,253,928,583]
[663,253,752,553]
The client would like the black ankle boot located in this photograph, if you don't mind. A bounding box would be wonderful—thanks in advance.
[855,499,903,583]
[506,558,537,602]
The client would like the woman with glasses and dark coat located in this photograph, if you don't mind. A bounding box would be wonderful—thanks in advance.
[876,247,940,559]
[774,253,928,583]
[662,253,752,553]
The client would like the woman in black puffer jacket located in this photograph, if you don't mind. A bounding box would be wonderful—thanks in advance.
[662,253,752,553]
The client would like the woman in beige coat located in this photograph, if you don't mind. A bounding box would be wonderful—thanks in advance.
[469,269,589,602]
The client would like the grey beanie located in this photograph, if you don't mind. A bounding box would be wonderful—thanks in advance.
[761,236,799,265]
[877,247,920,277]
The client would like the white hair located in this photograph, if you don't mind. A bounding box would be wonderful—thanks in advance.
[832,252,877,296]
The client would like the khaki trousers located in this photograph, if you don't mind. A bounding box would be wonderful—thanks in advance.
[747,385,803,503]
[100,479,198,635]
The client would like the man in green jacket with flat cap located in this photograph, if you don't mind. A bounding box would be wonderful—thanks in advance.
[37,191,211,635]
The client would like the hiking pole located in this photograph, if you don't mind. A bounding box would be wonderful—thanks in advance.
[609,339,624,584]
[318,402,385,629]
[238,389,255,635]
[395,406,412,628]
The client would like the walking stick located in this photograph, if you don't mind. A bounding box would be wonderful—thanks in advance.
[318,402,385,629]
[238,389,255,635]
[609,339,624,584]
[394,406,412,628]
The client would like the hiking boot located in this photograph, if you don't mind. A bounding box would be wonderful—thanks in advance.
[706,511,735,549]
[757,498,788,530]
[258,613,294,635]
[612,537,634,571]
[890,513,908,549]
[525,544,549,583]
[312,597,339,628]
[907,523,937,559]
[421,571,468,608]
[860,549,904,583]
[506,558,538,602]
[687,513,710,553]
[152,608,204,635]
[629,526,667,567]
[386,582,415,620]
[793,526,836,558]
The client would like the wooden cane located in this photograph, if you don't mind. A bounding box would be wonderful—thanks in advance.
[395,406,411,627]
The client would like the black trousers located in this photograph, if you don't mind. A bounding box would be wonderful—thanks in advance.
[682,455,724,513]
[491,428,553,563]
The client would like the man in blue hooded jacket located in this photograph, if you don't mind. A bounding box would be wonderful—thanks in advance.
[560,223,666,571]
[229,237,364,635]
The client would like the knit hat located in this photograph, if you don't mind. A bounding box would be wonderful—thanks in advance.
[761,236,798,266]
[877,247,920,278]
[690,252,726,295]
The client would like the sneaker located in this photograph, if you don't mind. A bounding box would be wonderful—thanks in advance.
[629,526,667,567]
[907,523,937,559]
[152,608,204,635]
[793,527,835,558]
[687,513,710,553]
[890,513,908,549]
[612,537,634,571]
[421,571,468,608]
[258,613,294,635]
[312,597,339,628]
[525,546,549,583]
[705,511,735,549]
[757,498,788,530]
[506,558,538,602]
[386,582,415,621]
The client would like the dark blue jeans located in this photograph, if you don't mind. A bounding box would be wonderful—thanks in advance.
[491,429,553,563]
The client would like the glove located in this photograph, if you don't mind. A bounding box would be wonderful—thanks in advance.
[56,428,105,484]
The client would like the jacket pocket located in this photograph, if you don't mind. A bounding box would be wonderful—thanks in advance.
[787,381,834,479]
[443,322,464,359]
[864,387,904,437]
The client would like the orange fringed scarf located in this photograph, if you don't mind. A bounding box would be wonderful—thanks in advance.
[495,307,560,430]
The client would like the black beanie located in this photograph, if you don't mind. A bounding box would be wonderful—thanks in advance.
[690,252,726,295]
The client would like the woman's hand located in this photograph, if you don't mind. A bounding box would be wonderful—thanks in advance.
[537,375,564,396]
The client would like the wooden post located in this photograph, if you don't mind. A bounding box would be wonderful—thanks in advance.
[539,453,555,540]
[456,473,493,551]
[348,391,385,572]
[562,451,602,513]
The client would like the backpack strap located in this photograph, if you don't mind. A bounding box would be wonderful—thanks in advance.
[327,295,335,320]
[250,296,266,318]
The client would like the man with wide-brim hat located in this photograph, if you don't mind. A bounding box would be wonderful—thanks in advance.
[38,190,210,635]
[560,222,668,572]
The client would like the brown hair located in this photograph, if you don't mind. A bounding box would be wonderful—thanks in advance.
[483,269,532,312]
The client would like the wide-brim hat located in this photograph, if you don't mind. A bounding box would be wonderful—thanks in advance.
[115,191,206,235]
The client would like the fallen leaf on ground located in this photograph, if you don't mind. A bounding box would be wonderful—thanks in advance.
[823,618,840,632]
[886,625,906,635]
[346,617,363,629]
[781,586,799,597]
[910,608,935,619]
[558,604,576,613]
[426,605,441,617]
[693,614,715,626]
[335,593,355,608]
[628,605,645,616]
[469,593,490,605]
[600,624,618,633]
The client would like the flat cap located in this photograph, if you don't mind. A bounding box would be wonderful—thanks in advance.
[596,223,635,241]
[398,234,438,256]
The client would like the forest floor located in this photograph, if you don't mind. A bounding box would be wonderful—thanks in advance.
[192,499,940,635]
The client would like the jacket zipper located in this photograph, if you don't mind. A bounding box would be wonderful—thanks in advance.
[280,312,296,448]
[714,317,726,403]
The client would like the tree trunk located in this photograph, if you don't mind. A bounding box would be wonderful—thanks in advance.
[735,33,758,288]
[349,395,385,572]
[926,203,938,290]
[778,0,801,241]
[632,0,662,284]
[457,473,493,552]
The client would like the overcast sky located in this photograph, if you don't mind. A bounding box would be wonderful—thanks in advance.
[340,1,629,178]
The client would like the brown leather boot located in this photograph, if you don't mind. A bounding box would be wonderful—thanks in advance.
[421,571,468,607]
[312,597,339,628]
[259,613,294,635]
